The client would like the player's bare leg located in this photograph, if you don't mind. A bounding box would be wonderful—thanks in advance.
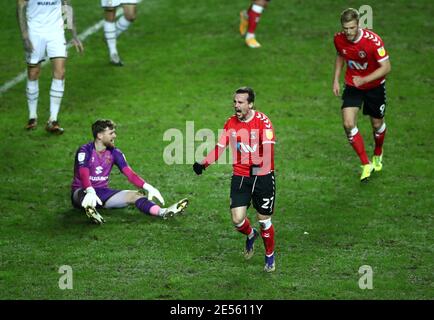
[370,116,386,172]
[342,107,372,181]
[257,212,275,272]
[25,64,41,130]
[103,7,123,66]
[232,206,259,259]
[45,57,65,134]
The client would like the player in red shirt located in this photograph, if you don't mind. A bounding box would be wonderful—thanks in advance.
[193,87,276,272]
[333,8,391,181]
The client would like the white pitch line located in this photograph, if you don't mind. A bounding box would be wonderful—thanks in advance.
[0,2,139,96]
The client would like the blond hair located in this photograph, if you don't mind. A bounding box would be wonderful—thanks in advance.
[340,8,359,24]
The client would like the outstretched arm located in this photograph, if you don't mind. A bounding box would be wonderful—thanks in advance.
[122,166,164,205]
[122,166,145,189]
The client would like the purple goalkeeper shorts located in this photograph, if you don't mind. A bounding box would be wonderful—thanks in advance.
[71,187,122,209]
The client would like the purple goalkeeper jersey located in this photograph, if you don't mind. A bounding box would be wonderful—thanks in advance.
[71,142,128,190]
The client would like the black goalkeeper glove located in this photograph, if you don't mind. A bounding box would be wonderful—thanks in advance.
[193,162,206,175]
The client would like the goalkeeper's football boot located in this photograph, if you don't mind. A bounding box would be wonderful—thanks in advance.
[85,207,105,224]
[264,253,276,273]
[372,154,383,172]
[239,10,249,36]
[110,53,124,66]
[244,228,259,260]
[245,37,261,48]
[360,163,374,182]
[25,118,37,130]
[161,198,189,219]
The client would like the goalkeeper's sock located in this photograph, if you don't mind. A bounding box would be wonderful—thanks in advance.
[235,218,253,236]
[135,197,158,216]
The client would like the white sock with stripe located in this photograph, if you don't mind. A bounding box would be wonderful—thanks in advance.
[49,78,64,122]
[26,79,39,119]
[115,16,132,37]
[104,21,118,56]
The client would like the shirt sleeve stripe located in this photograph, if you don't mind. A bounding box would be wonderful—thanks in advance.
[377,56,389,63]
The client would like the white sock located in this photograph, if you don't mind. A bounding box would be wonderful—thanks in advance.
[376,123,386,134]
[49,78,64,122]
[259,218,272,230]
[347,127,359,142]
[246,32,255,39]
[104,21,117,55]
[115,16,131,37]
[251,4,264,14]
[26,79,39,119]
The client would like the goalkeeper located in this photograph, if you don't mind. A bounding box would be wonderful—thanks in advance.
[71,119,188,224]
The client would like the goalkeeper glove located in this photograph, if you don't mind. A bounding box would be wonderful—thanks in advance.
[81,187,103,208]
[193,162,206,175]
[143,183,165,205]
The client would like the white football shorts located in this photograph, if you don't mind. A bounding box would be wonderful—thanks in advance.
[26,30,67,65]
[101,0,138,8]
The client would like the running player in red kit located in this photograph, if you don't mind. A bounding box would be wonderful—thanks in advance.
[333,8,391,181]
[193,87,276,272]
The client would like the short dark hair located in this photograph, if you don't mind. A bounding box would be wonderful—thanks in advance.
[92,119,116,139]
[235,87,255,103]
[341,8,359,24]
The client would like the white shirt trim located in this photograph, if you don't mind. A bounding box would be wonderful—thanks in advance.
[262,141,276,144]
[377,56,390,63]
[353,29,364,44]
[239,110,256,123]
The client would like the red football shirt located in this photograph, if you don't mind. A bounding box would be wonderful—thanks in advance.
[204,111,275,176]
[334,28,389,90]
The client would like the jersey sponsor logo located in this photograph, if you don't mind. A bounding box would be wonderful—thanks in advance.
[358,50,367,58]
[377,47,386,57]
[89,176,109,182]
[37,1,58,5]
[237,142,257,153]
[348,60,368,70]
[266,129,274,140]
[78,152,85,162]
[95,166,103,175]
[250,131,257,139]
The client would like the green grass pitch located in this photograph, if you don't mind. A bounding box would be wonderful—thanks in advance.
[0,0,433,299]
